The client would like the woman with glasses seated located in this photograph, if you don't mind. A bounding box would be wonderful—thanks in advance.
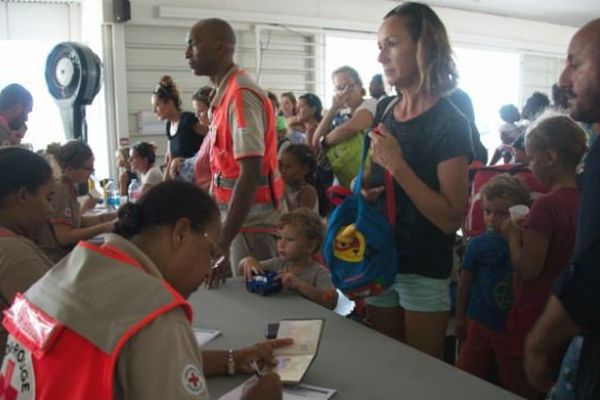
[2,180,291,400]
[38,140,115,262]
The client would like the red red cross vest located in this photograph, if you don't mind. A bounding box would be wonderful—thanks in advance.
[0,241,191,400]
[200,68,283,209]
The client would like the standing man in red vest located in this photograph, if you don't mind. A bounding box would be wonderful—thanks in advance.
[184,18,283,286]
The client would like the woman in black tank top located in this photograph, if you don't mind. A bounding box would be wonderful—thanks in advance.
[152,75,206,177]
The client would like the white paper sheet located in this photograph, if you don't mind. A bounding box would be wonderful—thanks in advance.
[217,378,336,400]
[193,328,221,348]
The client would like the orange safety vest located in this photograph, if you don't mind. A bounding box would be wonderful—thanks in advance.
[0,241,191,400]
[203,68,283,208]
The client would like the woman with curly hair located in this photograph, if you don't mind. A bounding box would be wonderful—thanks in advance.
[152,75,205,177]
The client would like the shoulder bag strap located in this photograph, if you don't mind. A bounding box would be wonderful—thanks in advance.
[355,96,399,226]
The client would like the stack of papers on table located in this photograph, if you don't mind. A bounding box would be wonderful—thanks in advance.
[218,379,336,400]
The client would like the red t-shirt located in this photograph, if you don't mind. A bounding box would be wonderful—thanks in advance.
[515,186,581,311]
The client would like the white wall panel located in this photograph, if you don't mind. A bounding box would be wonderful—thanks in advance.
[3,3,78,41]
[255,26,317,95]
[0,4,8,40]
[520,53,565,104]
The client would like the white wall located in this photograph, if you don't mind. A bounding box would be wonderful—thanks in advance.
[0,2,81,41]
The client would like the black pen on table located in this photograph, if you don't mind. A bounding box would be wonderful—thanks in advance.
[249,359,262,378]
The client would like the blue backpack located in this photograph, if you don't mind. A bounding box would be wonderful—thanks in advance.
[323,132,398,299]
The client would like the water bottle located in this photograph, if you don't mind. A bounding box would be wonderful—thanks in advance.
[105,179,120,210]
[128,179,141,203]
[88,178,102,205]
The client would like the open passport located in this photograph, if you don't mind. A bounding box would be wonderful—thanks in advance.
[269,319,325,385]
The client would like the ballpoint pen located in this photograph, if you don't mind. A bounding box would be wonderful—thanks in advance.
[249,359,262,378]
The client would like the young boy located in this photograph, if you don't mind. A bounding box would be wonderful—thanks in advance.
[239,208,337,309]
[455,174,530,387]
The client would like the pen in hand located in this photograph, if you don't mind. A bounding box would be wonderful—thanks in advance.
[249,359,262,378]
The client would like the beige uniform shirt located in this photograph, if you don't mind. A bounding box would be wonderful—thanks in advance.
[0,228,52,356]
[25,233,209,399]
[36,178,81,262]
[107,235,210,400]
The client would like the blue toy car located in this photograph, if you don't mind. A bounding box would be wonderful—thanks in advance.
[246,271,282,296]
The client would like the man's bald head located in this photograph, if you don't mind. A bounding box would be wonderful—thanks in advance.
[575,19,600,60]
[191,18,236,52]
[186,18,237,78]
[559,18,600,123]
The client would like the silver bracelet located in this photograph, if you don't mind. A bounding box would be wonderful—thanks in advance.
[227,349,235,375]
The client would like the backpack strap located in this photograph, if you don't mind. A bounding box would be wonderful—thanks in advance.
[355,95,399,227]
[352,132,371,197]
[376,96,398,226]
[384,169,396,226]
[372,95,399,125]
[381,96,400,227]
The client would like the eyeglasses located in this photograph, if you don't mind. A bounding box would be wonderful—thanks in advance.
[204,232,226,270]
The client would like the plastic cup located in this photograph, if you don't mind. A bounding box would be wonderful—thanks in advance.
[509,204,529,222]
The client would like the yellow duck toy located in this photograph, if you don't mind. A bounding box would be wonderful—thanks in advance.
[333,224,366,263]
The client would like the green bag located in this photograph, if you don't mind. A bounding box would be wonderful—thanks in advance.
[275,115,287,134]
[326,130,367,188]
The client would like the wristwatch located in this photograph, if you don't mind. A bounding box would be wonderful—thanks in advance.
[227,349,236,375]
[319,135,329,149]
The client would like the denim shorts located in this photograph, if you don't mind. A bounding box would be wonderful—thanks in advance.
[364,273,451,312]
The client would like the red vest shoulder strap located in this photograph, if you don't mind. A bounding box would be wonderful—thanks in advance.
[0,227,15,238]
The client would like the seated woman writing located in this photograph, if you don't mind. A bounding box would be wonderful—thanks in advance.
[2,180,291,399]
